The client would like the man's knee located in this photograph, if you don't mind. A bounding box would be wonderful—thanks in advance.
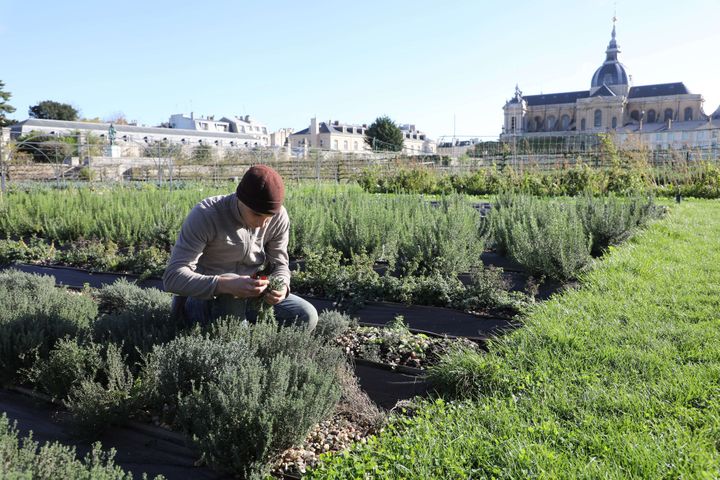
[303,304,319,332]
[276,295,318,331]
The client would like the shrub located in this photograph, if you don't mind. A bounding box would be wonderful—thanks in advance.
[292,247,382,311]
[576,194,661,256]
[558,163,603,195]
[0,414,143,479]
[0,236,56,267]
[140,327,251,421]
[0,270,98,382]
[394,196,485,277]
[395,273,466,307]
[314,310,353,341]
[26,337,102,400]
[175,319,344,479]
[491,195,592,282]
[56,239,121,271]
[324,191,401,263]
[92,279,175,362]
[116,244,169,279]
[65,343,137,436]
[463,266,532,313]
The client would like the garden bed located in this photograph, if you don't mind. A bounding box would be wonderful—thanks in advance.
[0,388,226,480]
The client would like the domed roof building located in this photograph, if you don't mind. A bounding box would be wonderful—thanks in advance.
[590,23,629,94]
[501,19,719,151]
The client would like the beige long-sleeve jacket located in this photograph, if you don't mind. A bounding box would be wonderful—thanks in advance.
[163,193,291,299]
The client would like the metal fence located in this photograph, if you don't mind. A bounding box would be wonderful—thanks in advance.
[2,133,719,189]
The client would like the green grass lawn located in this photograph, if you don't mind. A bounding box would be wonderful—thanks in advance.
[307,199,720,479]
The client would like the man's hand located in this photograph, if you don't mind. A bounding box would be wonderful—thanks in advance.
[216,274,269,298]
[263,283,288,306]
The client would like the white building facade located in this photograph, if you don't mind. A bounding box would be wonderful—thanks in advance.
[399,124,436,154]
[10,118,263,149]
[289,118,370,152]
[290,118,436,154]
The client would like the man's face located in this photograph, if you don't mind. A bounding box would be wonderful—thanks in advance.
[238,200,274,229]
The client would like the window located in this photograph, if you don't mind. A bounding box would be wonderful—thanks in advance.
[343,140,348,150]
[594,109,602,128]
[664,108,673,121]
[630,110,640,121]
[612,117,617,129]
[320,139,324,147]
[647,109,656,123]
[511,117,516,131]
[547,115,556,130]
[534,116,542,131]
[333,140,338,150]
[581,118,586,131]
[684,107,693,121]
[561,115,570,130]
[354,141,358,150]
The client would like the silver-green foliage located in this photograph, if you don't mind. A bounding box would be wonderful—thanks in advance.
[170,318,344,479]
[492,195,592,282]
[0,270,98,380]
[395,196,486,276]
[140,327,251,420]
[0,414,148,479]
[314,310,353,341]
[26,337,102,400]
[575,194,662,256]
[93,279,175,361]
[64,343,137,436]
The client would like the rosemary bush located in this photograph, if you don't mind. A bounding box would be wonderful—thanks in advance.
[491,195,592,282]
[394,196,486,277]
[575,194,661,256]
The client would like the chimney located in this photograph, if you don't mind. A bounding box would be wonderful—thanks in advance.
[190,112,194,119]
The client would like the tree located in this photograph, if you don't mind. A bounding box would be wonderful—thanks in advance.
[104,111,129,125]
[28,100,79,121]
[0,80,17,127]
[364,116,404,152]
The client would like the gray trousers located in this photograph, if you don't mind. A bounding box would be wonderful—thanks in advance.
[183,293,318,331]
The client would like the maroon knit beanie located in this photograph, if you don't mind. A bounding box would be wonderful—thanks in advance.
[235,165,285,214]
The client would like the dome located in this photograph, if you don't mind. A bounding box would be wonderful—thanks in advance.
[591,22,629,88]
[591,62,629,88]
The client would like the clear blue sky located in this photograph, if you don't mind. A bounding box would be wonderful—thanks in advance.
[2,0,719,140]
